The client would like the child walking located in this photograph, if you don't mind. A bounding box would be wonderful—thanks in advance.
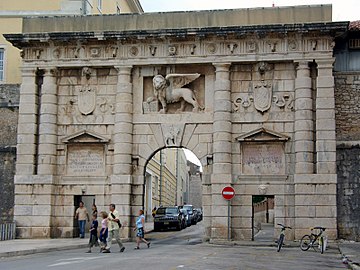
[134,209,150,250]
[99,211,108,251]
[87,213,99,253]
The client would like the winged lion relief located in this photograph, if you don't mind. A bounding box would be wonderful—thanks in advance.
[147,73,203,113]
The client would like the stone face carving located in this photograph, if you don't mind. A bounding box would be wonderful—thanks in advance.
[78,67,97,115]
[151,73,202,113]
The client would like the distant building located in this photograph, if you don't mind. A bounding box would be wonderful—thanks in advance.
[187,161,202,209]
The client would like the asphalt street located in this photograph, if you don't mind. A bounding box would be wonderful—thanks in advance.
[0,223,347,270]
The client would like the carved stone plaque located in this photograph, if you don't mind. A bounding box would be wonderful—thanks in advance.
[67,144,105,176]
[242,143,285,175]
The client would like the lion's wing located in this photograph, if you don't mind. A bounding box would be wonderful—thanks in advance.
[165,73,200,89]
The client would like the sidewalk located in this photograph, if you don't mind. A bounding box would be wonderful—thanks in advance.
[0,222,154,258]
[338,241,360,270]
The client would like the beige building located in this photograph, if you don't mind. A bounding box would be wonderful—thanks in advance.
[5,5,347,242]
[144,148,188,218]
[0,0,143,84]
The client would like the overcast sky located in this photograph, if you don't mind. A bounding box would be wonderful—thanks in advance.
[140,0,358,21]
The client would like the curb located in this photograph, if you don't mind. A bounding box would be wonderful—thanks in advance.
[0,243,89,258]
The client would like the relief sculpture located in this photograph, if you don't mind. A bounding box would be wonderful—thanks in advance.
[78,67,96,115]
[150,73,203,113]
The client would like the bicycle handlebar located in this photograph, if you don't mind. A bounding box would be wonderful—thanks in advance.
[277,223,292,229]
[310,226,326,231]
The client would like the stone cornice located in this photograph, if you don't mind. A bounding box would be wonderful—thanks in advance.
[5,22,348,49]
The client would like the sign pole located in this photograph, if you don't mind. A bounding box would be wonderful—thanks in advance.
[227,199,230,241]
[222,186,235,242]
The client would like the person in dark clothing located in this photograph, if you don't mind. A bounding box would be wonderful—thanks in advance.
[86,213,99,253]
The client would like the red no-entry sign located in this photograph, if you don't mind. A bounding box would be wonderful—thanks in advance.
[222,186,235,200]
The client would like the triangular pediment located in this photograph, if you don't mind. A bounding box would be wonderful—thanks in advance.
[236,128,289,142]
[62,130,109,143]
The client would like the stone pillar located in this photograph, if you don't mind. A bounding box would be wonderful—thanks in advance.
[16,67,38,175]
[37,68,58,175]
[293,61,314,239]
[314,58,337,239]
[112,65,133,240]
[294,61,314,174]
[211,63,232,241]
[316,59,336,174]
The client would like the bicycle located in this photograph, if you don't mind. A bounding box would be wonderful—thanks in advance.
[300,226,327,254]
[276,223,291,252]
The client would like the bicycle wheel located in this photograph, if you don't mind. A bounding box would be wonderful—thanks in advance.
[300,234,312,251]
[277,234,284,252]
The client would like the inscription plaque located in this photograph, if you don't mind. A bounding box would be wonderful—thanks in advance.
[67,144,105,176]
[242,143,285,175]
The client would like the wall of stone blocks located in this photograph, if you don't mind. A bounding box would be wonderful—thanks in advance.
[335,73,360,141]
[0,84,19,223]
[336,145,360,241]
[335,72,360,240]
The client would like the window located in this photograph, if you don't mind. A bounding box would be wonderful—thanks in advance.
[97,0,102,11]
[0,48,4,81]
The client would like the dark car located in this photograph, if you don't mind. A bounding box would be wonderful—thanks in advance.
[154,206,183,231]
[182,205,197,225]
[195,208,203,222]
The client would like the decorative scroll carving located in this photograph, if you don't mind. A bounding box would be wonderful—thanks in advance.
[151,73,203,113]
[273,94,294,110]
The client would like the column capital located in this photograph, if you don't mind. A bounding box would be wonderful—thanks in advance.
[114,65,133,75]
[41,67,59,77]
[316,58,335,69]
[20,67,37,77]
[295,61,310,70]
[213,63,231,72]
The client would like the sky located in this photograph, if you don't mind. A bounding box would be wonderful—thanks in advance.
[139,0,358,21]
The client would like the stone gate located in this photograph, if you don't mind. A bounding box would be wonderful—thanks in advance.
[5,5,348,240]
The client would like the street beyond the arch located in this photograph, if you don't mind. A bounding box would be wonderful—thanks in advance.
[0,225,347,270]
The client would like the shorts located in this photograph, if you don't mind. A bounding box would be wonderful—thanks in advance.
[136,227,144,238]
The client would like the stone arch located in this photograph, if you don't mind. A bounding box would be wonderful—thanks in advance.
[130,123,213,239]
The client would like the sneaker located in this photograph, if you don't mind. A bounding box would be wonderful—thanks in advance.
[102,249,111,253]
[134,247,140,250]
[147,242,151,248]
[120,247,125,252]
[86,250,91,253]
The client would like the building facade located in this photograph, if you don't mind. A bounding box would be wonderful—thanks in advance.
[0,0,143,225]
[0,0,143,84]
[4,5,350,241]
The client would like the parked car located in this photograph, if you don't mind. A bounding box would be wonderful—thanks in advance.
[195,208,203,222]
[182,205,197,225]
[180,208,191,227]
[154,206,183,231]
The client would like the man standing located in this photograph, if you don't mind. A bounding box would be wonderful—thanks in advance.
[75,201,89,238]
[103,203,125,253]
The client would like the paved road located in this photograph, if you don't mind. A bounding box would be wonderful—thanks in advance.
[0,223,347,270]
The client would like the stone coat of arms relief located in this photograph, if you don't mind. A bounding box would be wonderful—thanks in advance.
[78,67,97,115]
[233,62,294,114]
[146,73,203,113]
